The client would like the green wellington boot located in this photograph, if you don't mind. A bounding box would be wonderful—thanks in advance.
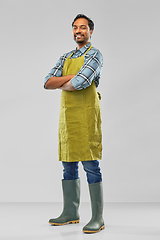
[49,178,80,225]
[83,181,105,233]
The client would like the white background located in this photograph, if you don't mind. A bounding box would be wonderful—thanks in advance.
[0,0,160,202]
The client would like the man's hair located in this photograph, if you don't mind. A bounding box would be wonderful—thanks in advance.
[72,14,94,31]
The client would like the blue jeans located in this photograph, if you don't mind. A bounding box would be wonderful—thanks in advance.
[62,160,102,184]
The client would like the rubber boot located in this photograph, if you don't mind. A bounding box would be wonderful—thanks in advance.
[49,178,80,225]
[83,181,105,233]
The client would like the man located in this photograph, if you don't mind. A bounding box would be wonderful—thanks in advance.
[44,14,104,234]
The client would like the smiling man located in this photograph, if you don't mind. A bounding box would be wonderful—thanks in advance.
[44,14,104,234]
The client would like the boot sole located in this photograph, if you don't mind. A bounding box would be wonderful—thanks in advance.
[83,224,105,233]
[49,220,79,226]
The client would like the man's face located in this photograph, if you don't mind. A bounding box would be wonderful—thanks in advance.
[73,18,93,45]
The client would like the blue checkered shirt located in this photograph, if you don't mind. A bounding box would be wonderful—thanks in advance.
[44,42,103,90]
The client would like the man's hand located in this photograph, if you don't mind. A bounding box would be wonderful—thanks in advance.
[59,77,77,91]
[45,75,76,90]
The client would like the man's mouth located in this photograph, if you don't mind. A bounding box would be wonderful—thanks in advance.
[75,34,84,38]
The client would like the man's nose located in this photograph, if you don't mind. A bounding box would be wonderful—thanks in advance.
[76,27,81,33]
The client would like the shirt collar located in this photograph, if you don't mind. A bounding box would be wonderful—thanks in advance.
[75,42,91,54]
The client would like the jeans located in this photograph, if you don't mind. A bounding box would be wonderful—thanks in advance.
[62,160,102,184]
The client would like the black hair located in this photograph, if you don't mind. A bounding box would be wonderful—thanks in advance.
[72,14,94,31]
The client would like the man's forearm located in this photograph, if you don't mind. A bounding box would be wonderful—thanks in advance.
[44,75,75,89]
[59,80,77,91]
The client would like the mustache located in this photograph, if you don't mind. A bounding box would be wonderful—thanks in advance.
[74,33,84,37]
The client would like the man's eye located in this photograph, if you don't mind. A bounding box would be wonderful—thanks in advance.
[80,26,87,30]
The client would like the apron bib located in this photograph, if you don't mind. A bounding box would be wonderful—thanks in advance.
[58,45,102,162]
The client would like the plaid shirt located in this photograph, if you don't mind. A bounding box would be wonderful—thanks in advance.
[44,42,103,90]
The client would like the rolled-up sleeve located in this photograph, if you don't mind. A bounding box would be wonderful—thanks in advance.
[71,50,103,90]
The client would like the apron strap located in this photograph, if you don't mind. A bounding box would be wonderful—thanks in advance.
[84,44,92,56]
[97,92,101,100]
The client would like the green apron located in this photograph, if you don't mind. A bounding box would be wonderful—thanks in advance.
[58,45,102,162]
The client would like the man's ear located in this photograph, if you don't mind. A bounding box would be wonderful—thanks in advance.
[90,30,93,37]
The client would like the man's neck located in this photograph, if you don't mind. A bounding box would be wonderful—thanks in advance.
[77,41,90,50]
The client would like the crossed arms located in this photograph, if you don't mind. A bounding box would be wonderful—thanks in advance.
[44,47,103,92]
[44,75,77,91]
